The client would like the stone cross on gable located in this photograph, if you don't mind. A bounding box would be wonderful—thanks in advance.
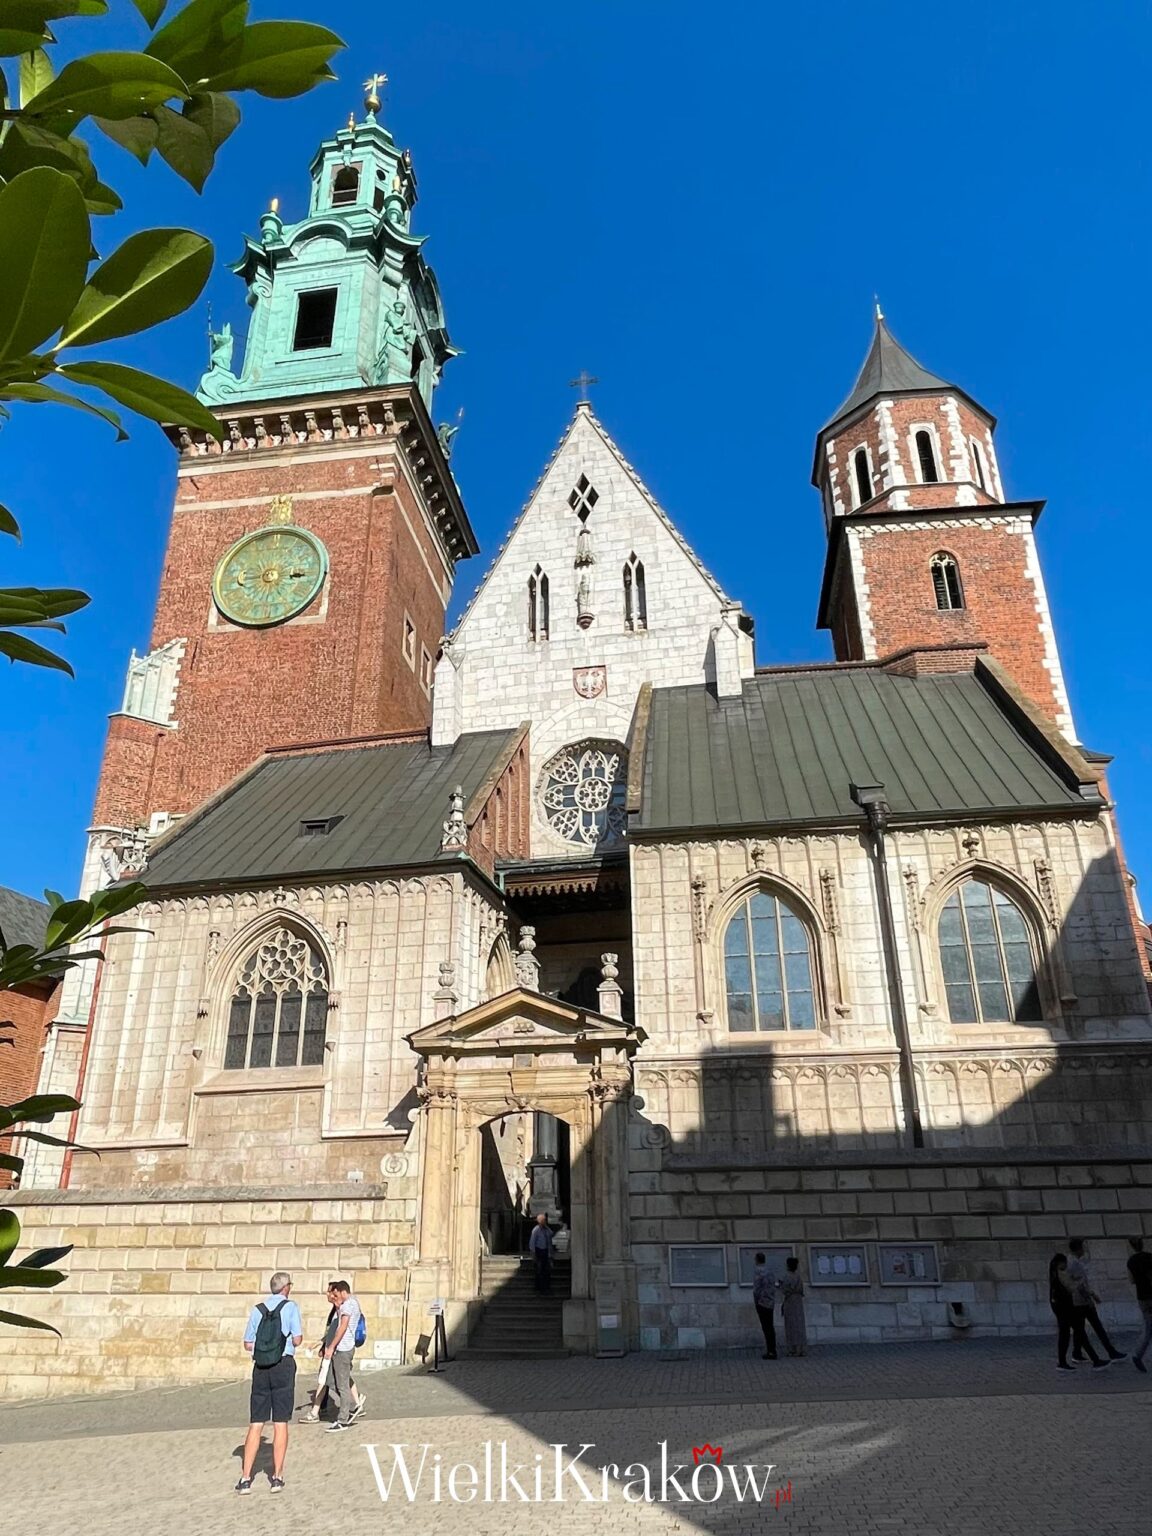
[568,370,599,404]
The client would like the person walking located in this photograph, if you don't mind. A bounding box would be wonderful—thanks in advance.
[780,1255,808,1357]
[529,1212,553,1294]
[751,1252,779,1360]
[1050,1252,1107,1372]
[237,1270,303,1493]
[300,1283,366,1423]
[1126,1235,1152,1373]
[324,1280,366,1433]
[1067,1237,1126,1363]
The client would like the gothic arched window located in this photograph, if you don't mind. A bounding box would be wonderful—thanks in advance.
[915,429,940,483]
[937,879,1042,1024]
[223,927,329,1070]
[623,554,647,631]
[331,165,360,207]
[723,889,817,1032]
[528,566,549,641]
[853,447,873,505]
[930,551,964,611]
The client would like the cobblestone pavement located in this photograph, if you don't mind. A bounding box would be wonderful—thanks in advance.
[3,1340,1151,1536]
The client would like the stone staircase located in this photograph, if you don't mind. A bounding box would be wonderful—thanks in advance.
[460,1253,571,1358]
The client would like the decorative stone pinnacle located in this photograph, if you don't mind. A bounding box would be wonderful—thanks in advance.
[597,953,623,1017]
[440,784,467,852]
[514,926,541,991]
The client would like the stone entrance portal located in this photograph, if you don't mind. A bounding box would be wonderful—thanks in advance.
[404,986,644,1355]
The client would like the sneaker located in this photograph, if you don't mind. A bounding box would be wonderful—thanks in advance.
[299,1409,320,1423]
[1134,1357,1147,1373]
[269,1476,285,1493]
[1056,1363,1074,1372]
[327,1420,349,1433]
[1109,1352,1127,1362]
[1092,1358,1112,1370]
[234,1478,253,1494]
[349,1397,367,1423]
[1070,1355,1086,1365]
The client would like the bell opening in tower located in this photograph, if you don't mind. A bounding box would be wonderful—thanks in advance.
[292,287,338,350]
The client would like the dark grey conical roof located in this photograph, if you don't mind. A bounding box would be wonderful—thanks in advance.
[824,318,955,430]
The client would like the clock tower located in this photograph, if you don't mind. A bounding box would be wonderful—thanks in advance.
[65,82,475,1021]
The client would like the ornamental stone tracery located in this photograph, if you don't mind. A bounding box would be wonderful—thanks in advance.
[538,738,628,848]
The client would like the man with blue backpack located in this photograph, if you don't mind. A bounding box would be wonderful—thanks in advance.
[324,1278,367,1432]
[237,1270,303,1494]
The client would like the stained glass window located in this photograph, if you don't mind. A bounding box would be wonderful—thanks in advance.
[937,879,1041,1024]
[223,927,329,1070]
[723,890,817,1032]
[540,740,627,849]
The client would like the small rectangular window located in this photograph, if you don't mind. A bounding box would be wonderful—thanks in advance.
[402,614,416,668]
[293,288,338,351]
[420,644,433,694]
[299,815,344,837]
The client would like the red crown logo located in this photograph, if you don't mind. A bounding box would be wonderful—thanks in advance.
[692,1444,723,1465]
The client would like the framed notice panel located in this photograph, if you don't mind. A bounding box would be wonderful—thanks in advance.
[736,1245,795,1288]
[808,1243,869,1287]
[668,1244,728,1287]
[877,1242,941,1286]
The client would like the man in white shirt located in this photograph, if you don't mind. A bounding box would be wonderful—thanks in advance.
[324,1279,365,1432]
[529,1213,554,1293]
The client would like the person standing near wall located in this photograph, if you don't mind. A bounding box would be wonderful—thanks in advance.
[237,1271,303,1493]
[529,1212,554,1294]
[324,1280,366,1433]
[1067,1237,1126,1363]
[1126,1236,1152,1372]
[780,1255,808,1357]
[751,1253,779,1360]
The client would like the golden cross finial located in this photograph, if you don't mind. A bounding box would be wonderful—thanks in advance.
[364,72,388,115]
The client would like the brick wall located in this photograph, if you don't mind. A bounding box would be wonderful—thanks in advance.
[94,429,454,831]
[0,980,57,1186]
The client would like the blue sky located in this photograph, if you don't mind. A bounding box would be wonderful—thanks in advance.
[3,1,1152,901]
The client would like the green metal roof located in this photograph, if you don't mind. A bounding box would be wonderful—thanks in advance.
[142,730,518,889]
[637,669,1086,834]
[0,885,50,950]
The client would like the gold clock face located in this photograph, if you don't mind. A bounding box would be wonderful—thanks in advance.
[212,526,328,628]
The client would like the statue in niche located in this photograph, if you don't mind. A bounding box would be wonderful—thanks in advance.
[379,297,415,383]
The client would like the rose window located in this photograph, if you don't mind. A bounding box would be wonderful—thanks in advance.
[540,740,627,848]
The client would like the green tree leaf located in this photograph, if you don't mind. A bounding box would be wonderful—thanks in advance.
[56,227,212,348]
[0,120,123,215]
[0,632,72,674]
[146,0,248,83]
[198,21,342,98]
[22,1245,74,1269]
[0,506,19,540]
[131,0,169,24]
[0,168,89,361]
[91,112,159,165]
[0,1210,18,1265]
[0,33,51,60]
[0,1095,80,1128]
[183,90,240,152]
[59,360,223,436]
[1,381,126,438]
[151,102,213,191]
[18,46,54,105]
[22,51,189,123]
[0,1265,67,1289]
[0,1309,61,1334]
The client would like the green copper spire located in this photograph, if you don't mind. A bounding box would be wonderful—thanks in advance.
[198,76,457,410]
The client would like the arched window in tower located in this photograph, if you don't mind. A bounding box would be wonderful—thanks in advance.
[970,438,988,492]
[527,566,550,641]
[936,878,1042,1024]
[623,554,647,631]
[853,447,873,505]
[223,927,329,1070]
[331,165,360,207]
[723,889,817,1032]
[930,552,964,611]
[915,429,940,484]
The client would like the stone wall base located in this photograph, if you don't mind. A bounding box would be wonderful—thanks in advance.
[0,1184,416,1401]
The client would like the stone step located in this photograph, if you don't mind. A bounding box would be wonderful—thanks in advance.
[457,1346,570,1360]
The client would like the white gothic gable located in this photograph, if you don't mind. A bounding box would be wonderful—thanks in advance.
[431,406,755,857]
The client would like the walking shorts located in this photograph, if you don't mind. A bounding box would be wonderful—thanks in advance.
[250,1355,296,1424]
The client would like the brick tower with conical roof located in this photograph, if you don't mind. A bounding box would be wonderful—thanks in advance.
[814,311,1075,740]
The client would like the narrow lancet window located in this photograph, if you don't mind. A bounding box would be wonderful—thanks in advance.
[931,552,964,610]
[528,566,550,640]
[915,429,940,483]
[853,447,873,504]
[623,554,647,631]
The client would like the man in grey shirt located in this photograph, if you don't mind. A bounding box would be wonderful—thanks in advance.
[529,1213,553,1293]
[752,1253,779,1360]
[1067,1237,1125,1363]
